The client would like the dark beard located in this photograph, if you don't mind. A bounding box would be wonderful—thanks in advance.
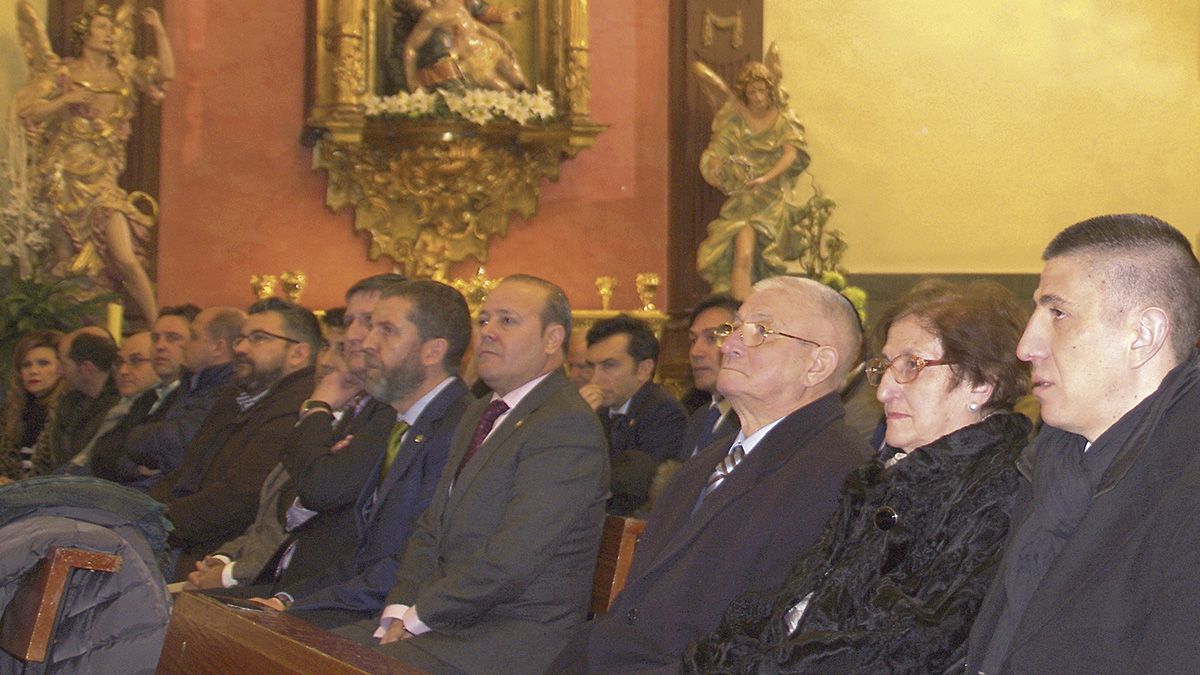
[365,351,424,404]
[235,358,283,396]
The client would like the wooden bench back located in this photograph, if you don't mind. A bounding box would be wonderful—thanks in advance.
[0,547,122,663]
[590,514,646,615]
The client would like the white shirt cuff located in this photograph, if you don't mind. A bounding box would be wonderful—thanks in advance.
[220,560,238,588]
[373,604,410,639]
[372,604,430,638]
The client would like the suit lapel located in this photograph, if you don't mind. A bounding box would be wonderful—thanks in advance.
[637,398,838,580]
[446,372,565,509]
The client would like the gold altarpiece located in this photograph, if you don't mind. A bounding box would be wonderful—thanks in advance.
[304,0,604,280]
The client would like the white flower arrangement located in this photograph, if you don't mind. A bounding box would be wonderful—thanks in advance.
[362,86,557,126]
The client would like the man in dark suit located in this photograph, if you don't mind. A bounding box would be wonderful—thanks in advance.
[184,274,405,591]
[680,294,741,459]
[579,315,686,514]
[151,298,319,578]
[246,280,473,628]
[337,274,608,675]
[551,276,869,672]
[963,215,1200,673]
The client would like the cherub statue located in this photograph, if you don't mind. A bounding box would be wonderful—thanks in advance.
[400,0,527,92]
[692,44,812,300]
[13,0,174,322]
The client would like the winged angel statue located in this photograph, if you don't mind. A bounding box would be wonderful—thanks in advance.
[693,44,846,300]
[10,0,174,321]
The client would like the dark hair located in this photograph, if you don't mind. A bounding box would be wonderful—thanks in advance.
[321,307,346,330]
[502,274,573,353]
[3,331,66,446]
[1044,214,1200,361]
[247,298,322,365]
[688,294,740,328]
[159,304,201,323]
[345,274,408,303]
[586,315,660,365]
[68,332,118,372]
[873,279,1029,413]
[381,281,472,372]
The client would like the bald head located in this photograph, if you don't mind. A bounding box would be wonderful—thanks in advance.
[754,276,863,382]
[115,332,159,398]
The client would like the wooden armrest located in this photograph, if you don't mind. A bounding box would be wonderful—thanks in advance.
[591,515,647,615]
[0,547,122,663]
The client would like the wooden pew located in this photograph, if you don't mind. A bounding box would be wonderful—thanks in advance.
[157,592,424,674]
[590,515,646,615]
[0,546,122,667]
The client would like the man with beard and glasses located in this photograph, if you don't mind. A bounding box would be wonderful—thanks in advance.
[186,275,406,594]
[151,298,319,579]
[243,280,472,629]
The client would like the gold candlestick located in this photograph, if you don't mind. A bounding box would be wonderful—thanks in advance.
[280,271,308,303]
[251,274,278,300]
[595,276,617,311]
[635,272,660,312]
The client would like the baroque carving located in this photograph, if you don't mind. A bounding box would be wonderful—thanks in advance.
[305,0,603,277]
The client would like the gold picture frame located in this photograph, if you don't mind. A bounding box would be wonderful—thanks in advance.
[303,0,604,280]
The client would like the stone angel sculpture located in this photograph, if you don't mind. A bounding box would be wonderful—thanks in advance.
[13,0,175,322]
[692,43,812,300]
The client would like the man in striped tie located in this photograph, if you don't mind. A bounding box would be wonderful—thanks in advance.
[552,275,870,673]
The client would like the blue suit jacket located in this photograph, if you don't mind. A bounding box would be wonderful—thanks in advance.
[288,378,470,615]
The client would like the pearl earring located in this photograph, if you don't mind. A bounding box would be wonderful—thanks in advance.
[968,402,980,413]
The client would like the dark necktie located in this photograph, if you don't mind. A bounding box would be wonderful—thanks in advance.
[701,442,745,500]
[607,412,629,454]
[693,404,723,454]
[379,420,410,484]
[455,399,510,479]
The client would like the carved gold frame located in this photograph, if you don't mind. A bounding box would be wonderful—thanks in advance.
[304,0,604,280]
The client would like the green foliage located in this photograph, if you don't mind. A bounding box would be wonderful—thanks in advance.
[0,270,117,381]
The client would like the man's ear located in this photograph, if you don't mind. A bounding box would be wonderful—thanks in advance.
[543,324,565,356]
[804,346,840,387]
[635,358,655,383]
[421,337,448,368]
[1129,307,1171,369]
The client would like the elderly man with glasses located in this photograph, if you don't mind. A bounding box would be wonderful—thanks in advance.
[551,275,870,673]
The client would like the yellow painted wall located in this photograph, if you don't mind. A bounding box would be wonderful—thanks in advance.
[766,1,1200,273]
[1,1,48,159]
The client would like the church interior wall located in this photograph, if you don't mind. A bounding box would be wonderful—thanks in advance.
[765,0,1200,275]
[154,0,670,313]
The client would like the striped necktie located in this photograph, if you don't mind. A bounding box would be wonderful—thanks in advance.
[701,442,746,500]
[379,420,410,483]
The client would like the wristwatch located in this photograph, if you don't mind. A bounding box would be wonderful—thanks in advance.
[299,399,333,415]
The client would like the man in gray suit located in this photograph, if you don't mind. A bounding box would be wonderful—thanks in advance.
[338,274,609,674]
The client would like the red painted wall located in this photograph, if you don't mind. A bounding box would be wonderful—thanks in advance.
[157,0,669,314]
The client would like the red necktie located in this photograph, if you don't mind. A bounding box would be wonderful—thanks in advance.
[454,399,510,479]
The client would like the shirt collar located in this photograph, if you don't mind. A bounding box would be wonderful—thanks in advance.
[490,371,554,411]
[399,377,457,426]
[729,415,787,457]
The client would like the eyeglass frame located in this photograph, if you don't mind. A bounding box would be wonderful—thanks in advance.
[234,329,300,346]
[864,353,954,386]
[713,321,822,349]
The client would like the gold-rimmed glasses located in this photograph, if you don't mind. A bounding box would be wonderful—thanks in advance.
[865,354,954,385]
[713,321,821,349]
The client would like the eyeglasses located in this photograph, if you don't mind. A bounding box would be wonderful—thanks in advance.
[865,353,954,385]
[234,330,300,346]
[115,355,151,368]
[713,321,821,349]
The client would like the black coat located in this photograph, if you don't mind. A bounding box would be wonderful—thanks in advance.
[687,412,1029,673]
[600,381,688,515]
[964,357,1200,673]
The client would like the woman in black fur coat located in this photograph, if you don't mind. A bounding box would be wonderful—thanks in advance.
[685,279,1032,673]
